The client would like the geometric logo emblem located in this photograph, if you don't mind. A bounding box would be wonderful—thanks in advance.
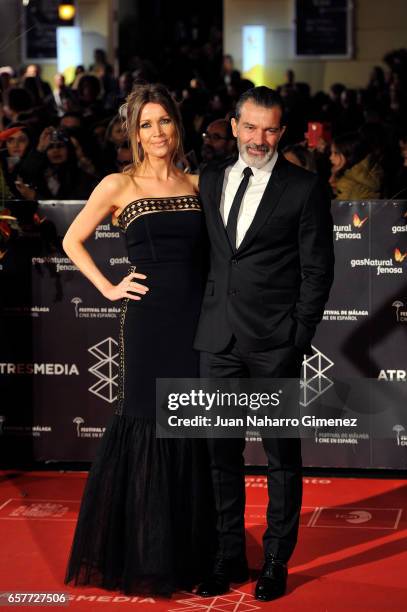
[88,337,119,403]
[168,589,261,611]
[300,345,334,407]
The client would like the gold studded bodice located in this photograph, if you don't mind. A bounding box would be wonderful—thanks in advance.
[117,195,201,232]
[116,194,204,265]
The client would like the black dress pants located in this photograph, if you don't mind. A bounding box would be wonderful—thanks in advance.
[200,339,303,563]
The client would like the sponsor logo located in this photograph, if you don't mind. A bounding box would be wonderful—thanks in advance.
[323,308,369,322]
[71,297,82,317]
[333,213,368,241]
[0,363,79,375]
[392,299,407,323]
[392,424,407,446]
[0,416,52,437]
[88,338,119,403]
[353,213,368,228]
[315,432,369,445]
[95,223,120,240]
[71,296,120,319]
[1,305,50,318]
[168,590,259,611]
[378,370,406,381]
[0,499,75,520]
[31,256,78,272]
[350,255,404,275]
[300,346,334,408]
[67,593,156,610]
[11,502,69,518]
[394,248,407,263]
[1,498,70,519]
[245,476,331,488]
[391,224,407,234]
[73,416,106,438]
[311,507,402,530]
[337,510,372,524]
[109,256,130,266]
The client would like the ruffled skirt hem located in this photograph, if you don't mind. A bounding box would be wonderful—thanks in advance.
[64,413,215,596]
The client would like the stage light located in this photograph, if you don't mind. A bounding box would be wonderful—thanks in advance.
[58,1,76,22]
[242,25,266,86]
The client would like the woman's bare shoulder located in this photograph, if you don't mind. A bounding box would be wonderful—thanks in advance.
[96,172,134,202]
[100,172,131,190]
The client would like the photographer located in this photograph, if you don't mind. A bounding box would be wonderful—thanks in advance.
[18,127,98,200]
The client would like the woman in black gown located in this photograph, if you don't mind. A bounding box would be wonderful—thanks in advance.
[63,84,214,596]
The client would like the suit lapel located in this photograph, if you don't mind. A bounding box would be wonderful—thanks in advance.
[206,158,236,252]
[215,166,227,210]
[236,156,289,254]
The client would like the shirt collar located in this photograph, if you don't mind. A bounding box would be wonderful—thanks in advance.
[234,150,279,181]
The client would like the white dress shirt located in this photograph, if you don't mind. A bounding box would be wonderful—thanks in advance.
[220,152,279,248]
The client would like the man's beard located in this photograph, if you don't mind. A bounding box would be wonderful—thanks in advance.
[238,140,275,169]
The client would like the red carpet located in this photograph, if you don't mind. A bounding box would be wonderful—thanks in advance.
[0,471,405,611]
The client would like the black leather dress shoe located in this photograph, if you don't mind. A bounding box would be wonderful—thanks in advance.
[196,555,249,597]
[255,555,288,602]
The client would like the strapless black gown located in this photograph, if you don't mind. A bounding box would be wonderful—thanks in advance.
[65,195,215,596]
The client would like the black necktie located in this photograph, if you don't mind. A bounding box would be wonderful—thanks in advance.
[226,166,253,250]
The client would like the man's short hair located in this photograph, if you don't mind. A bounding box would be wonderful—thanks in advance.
[235,86,286,125]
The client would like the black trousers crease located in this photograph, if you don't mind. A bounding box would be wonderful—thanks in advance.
[200,339,303,562]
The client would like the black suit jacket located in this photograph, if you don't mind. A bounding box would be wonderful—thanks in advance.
[194,155,335,354]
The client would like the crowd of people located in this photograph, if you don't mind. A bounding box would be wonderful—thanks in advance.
[0,47,407,204]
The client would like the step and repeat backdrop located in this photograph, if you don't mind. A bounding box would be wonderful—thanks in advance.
[0,199,406,468]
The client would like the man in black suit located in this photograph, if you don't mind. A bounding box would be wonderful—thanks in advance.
[194,87,334,601]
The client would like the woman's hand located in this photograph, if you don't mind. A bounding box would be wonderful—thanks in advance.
[15,176,37,200]
[103,270,149,301]
[37,127,53,153]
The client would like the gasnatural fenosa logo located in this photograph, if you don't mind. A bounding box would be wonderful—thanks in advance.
[333,212,368,240]
[352,213,368,228]
[394,248,407,263]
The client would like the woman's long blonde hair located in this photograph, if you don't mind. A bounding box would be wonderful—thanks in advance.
[119,83,184,172]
